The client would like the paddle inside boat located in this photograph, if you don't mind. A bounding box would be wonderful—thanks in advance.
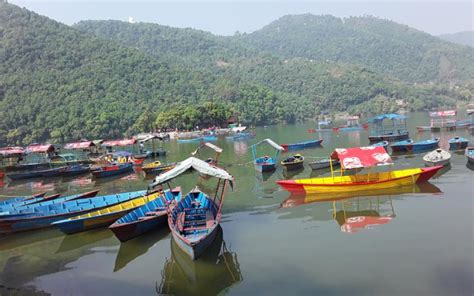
[149,157,234,260]
[277,146,442,194]
[250,139,285,172]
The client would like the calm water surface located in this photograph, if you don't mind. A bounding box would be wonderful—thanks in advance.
[0,112,473,296]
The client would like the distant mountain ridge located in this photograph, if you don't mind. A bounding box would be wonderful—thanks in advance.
[237,14,474,83]
[438,31,474,47]
[1,3,472,145]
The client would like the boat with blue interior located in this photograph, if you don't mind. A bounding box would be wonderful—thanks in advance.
[368,113,409,142]
[250,139,285,172]
[149,157,235,260]
[281,139,323,151]
[448,137,469,150]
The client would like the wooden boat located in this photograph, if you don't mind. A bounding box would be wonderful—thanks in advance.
[448,137,469,150]
[250,139,285,172]
[142,161,177,175]
[109,187,182,242]
[308,158,340,170]
[276,146,443,194]
[0,190,99,214]
[390,138,439,153]
[92,163,133,178]
[149,157,234,260]
[0,190,146,234]
[93,151,144,166]
[281,154,304,171]
[61,164,91,177]
[368,114,409,142]
[316,120,332,131]
[53,190,164,234]
[332,116,367,132]
[0,192,46,208]
[466,147,474,165]
[281,139,323,151]
[423,149,451,167]
[6,166,66,180]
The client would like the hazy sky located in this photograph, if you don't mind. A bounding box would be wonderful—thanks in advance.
[9,1,473,36]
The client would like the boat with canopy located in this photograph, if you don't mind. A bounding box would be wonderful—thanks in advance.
[191,142,223,165]
[277,146,442,194]
[332,116,367,132]
[249,139,285,172]
[368,113,409,142]
[149,157,234,260]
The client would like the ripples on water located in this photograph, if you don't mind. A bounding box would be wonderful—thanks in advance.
[0,114,473,295]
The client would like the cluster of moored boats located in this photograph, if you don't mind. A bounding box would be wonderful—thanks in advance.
[0,111,473,261]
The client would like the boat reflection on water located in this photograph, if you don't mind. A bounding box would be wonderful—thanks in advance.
[432,163,451,179]
[114,227,170,272]
[56,228,114,253]
[280,182,442,209]
[334,197,396,233]
[157,226,242,296]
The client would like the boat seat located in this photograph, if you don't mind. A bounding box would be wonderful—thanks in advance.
[176,212,185,233]
[183,226,208,232]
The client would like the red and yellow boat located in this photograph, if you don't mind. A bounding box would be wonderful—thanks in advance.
[277,146,442,194]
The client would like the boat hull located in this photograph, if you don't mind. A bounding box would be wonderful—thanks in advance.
[308,160,340,170]
[110,212,167,242]
[369,132,409,142]
[92,163,133,178]
[55,211,132,234]
[171,224,219,260]
[449,141,468,150]
[255,163,276,172]
[281,139,323,151]
[276,166,443,194]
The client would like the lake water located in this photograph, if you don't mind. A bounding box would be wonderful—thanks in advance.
[0,112,473,296]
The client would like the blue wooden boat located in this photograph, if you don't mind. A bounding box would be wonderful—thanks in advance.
[0,190,146,234]
[281,139,323,151]
[92,163,133,178]
[0,192,46,208]
[448,137,469,150]
[61,164,91,176]
[169,188,220,260]
[202,135,217,142]
[391,138,439,153]
[6,166,66,180]
[0,190,99,214]
[109,187,182,242]
[149,157,234,260]
[53,190,163,234]
[177,137,203,143]
[368,114,409,142]
[250,139,285,173]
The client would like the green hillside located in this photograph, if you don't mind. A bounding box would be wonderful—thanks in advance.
[238,14,474,83]
[1,3,472,145]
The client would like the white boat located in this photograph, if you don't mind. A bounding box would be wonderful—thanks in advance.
[423,149,451,167]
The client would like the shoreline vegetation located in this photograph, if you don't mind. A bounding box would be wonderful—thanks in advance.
[1,2,473,146]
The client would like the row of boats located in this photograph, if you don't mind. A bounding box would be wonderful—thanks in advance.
[0,157,233,260]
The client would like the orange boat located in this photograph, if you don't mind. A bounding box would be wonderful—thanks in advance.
[277,146,442,194]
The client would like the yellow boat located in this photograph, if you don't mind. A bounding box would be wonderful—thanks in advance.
[277,146,443,194]
[142,160,177,174]
[52,191,162,234]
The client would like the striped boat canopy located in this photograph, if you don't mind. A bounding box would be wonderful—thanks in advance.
[191,142,223,156]
[150,157,234,187]
[250,139,285,151]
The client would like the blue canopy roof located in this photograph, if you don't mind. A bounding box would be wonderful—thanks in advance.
[369,114,408,123]
[110,151,133,157]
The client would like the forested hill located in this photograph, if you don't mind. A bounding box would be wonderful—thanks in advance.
[237,14,474,83]
[1,2,472,145]
[438,31,474,48]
